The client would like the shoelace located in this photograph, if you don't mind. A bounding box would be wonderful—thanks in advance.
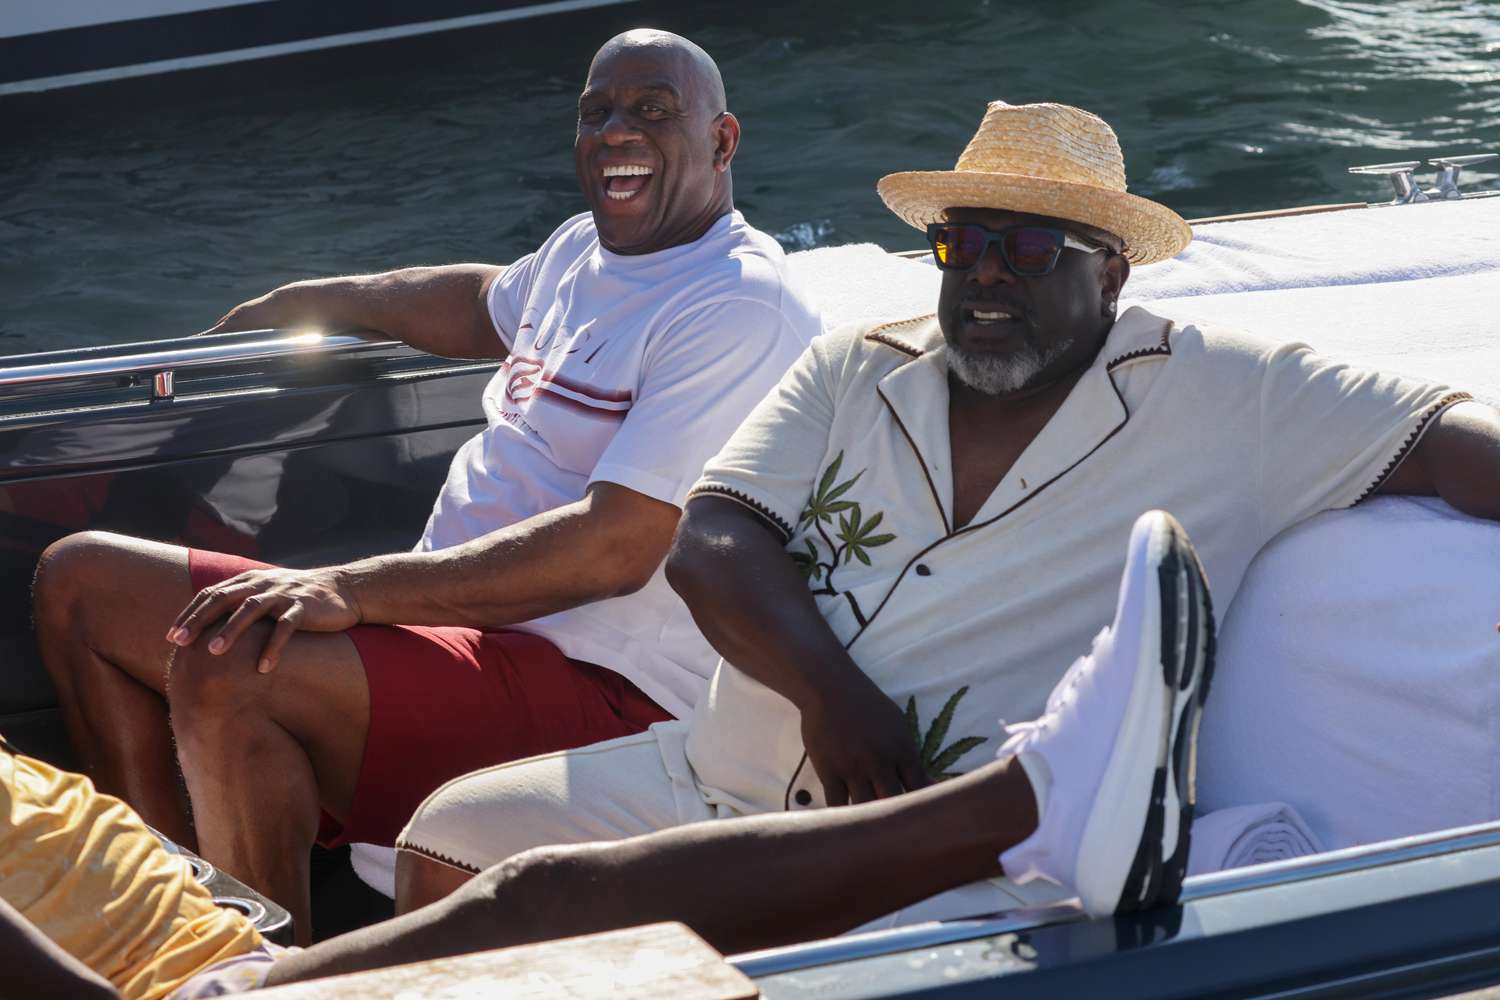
[1000,627,1113,746]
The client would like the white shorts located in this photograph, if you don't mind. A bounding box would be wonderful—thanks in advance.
[396,721,1070,933]
[396,722,723,873]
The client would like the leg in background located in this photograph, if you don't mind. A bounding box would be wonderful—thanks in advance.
[31,531,202,846]
[395,852,474,915]
[167,623,370,945]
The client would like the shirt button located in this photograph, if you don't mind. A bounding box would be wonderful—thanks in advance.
[794,789,813,806]
[915,564,932,576]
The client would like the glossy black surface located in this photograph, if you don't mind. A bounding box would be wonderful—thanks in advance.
[0,333,495,764]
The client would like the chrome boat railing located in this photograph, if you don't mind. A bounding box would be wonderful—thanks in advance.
[0,330,397,400]
[730,818,1500,979]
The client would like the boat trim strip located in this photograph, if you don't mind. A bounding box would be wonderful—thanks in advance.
[729,818,1500,979]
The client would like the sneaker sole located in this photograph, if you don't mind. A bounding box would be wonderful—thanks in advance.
[1077,511,1215,915]
[1120,512,1215,912]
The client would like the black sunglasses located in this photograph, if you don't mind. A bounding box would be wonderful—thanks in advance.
[926,223,1110,276]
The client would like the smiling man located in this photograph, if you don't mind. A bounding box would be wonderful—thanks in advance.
[30,29,820,941]
[393,101,1500,925]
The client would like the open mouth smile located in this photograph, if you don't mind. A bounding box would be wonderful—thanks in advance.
[964,306,1020,325]
[601,164,654,201]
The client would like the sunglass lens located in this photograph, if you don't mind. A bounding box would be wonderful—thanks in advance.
[931,225,985,269]
[1005,228,1064,275]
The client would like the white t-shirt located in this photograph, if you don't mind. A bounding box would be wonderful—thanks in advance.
[416,210,822,718]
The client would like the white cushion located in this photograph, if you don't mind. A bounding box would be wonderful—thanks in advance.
[1198,495,1500,849]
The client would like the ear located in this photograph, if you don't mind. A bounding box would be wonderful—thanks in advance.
[713,112,741,172]
[1101,253,1130,315]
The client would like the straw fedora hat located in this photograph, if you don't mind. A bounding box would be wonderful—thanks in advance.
[878,101,1191,265]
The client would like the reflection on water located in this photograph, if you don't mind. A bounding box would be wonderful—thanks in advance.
[1,0,1497,351]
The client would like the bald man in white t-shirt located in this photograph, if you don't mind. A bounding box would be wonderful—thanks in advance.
[30,29,820,941]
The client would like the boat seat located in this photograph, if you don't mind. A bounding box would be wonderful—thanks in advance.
[1199,494,1500,850]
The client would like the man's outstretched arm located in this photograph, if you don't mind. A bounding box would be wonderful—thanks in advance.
[168,482,679,671]
[0,897,119,1000]
[665,496,930,805]
[203,264,506,360]
[1377,401,1500,518]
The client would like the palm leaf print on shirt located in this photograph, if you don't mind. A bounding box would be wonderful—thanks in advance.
[790,451,897,597]
[904,686,989,780]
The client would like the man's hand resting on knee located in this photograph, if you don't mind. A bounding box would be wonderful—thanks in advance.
[168,568,364,674]
[167,482,680,675]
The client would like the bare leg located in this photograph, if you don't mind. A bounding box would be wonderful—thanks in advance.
[31,531,202,845]
[167,623,370,945]
[395,852,473,915]
[266,757,1036,985]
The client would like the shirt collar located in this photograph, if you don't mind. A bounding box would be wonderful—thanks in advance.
[869,307,1173,532]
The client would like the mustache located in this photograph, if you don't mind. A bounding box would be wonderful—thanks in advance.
[944,302,1041,346]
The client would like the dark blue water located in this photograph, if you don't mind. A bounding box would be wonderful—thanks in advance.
[2,0,1498,350]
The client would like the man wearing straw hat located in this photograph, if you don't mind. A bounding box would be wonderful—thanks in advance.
[390,102,1500,926]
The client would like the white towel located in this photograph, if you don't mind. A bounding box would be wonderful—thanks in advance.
[1128,196,1500,299]
[1127,270,1500,405]
[1187,803,1324,876]
[787,243,938,331]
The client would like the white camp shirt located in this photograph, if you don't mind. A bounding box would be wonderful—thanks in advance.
[683,306,1469,814]
[417,211,822,718]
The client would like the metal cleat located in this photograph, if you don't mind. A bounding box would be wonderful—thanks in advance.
[1348,162,1427,204]
[1427,153,1498,199]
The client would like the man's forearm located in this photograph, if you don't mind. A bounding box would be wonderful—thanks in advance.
[1426,403,1500,520]
[341,488,676,630]
[665,497,876,711]
[0,898,119,1000]
[213,264,506,360]
[1381,402,1500,520]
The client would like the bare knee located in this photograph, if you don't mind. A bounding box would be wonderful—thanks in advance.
[33,531,186,652]
[32,531,125,633]
[166,639,268,745]
[478,847,579,905]
[466,845,618,938]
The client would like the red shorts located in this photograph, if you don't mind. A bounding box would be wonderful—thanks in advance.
[187,550,673,848]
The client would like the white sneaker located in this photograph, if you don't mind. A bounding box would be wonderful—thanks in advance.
[998,509,1215,916]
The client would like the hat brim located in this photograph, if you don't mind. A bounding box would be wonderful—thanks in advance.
[877,170,1192,265]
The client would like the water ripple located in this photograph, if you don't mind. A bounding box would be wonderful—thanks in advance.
[2,0,1498,349]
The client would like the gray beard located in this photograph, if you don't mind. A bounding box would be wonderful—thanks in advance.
[947,339,1074,396]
